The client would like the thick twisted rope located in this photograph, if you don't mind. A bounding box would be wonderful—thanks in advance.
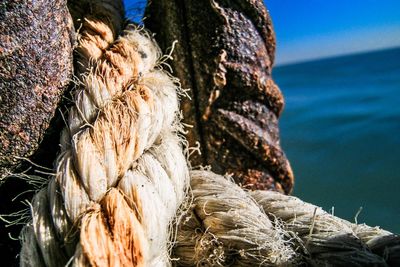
[252,191,393,266]
[351,224,400,265]
[20,1,189,266]
[17,1,399,266]
[173,170,303,266]
[173,170,399,266]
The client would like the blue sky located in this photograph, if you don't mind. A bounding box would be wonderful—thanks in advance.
[267,0,400,64]
[124,0,400,65]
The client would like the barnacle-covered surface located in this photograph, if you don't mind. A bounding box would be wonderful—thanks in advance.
[0,0,75,180]
[145,0,294,193]
[0,0,75,265]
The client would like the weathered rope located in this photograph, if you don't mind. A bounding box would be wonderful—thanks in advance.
[172,170,303,266]
[253,189,400,266]
[20,0,189,266]
[351,223,400,265]
[17,1,399,267]
[173,170,399,266]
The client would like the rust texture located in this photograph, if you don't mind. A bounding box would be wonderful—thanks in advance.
[0,0,75,179]
[146,0,294,193]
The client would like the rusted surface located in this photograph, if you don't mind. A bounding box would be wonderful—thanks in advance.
[0,0,75,179]
[143,0,204,165]
[146,0,294,193]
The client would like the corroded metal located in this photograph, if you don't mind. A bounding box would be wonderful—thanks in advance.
[0,0,75,179]
[146,0,294,193]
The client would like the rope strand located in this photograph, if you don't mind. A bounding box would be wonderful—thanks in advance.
[20,1,189,265]
[18,2,399,267]
[252,189,398,266]
[173,170,303,266]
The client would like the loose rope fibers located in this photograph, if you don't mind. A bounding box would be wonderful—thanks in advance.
[252,190,400,266]
[351,224,400,265]
[19,0,189,266]
[172,170,303,266]
[17,1,399,266]
[173,170,399,266]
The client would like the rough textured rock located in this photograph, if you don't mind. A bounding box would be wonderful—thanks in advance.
[145,0,294,193]
[0,0,75,180]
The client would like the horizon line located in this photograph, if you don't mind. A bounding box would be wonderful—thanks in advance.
[274,45,400,67]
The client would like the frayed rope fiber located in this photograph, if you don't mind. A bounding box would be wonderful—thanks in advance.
[252,190,400,266]
[20,0,189,266]
[19,1,399,266]
[173,171,400,266]
[172,170,303,266]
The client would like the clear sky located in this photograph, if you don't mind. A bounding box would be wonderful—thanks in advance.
[124,0,400,65]
[266,0,400,65]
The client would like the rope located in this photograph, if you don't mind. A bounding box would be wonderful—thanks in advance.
[20,0,189,266]
[252,187,399,266]
[172,170,302,266]
[17,1,399,267]
[173,170,399,266]
[350,221,400,265]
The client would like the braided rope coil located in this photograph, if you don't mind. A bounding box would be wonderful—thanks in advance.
[20,1,189,266]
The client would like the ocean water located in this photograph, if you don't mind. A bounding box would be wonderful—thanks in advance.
[274,47,400,232]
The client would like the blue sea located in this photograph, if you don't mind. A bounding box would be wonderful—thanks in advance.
[274,47,400,232]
